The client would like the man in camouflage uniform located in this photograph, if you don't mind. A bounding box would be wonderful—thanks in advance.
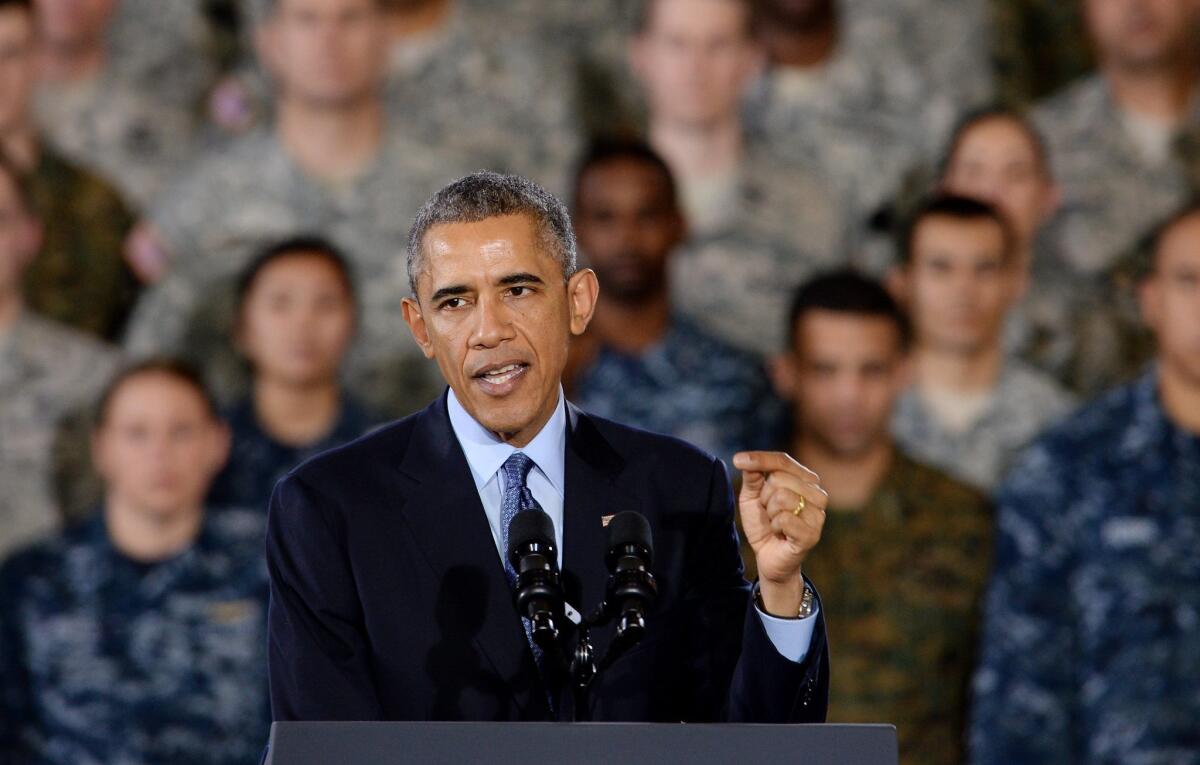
[0,360,270,765]
[565,139,782,468]
[937,107,1137,396]
[1031,0,1200,278]
[843,0,994,110]
[745,0,956,263]
[380,0,584,198]
[0,152,120,560]
[123,0,468,416]
[0,0,137,342]
[31,0,203,209]
[891,195,1074,492]
[771,270,992,765]
[969,206,1200,764]
[106,0,221,114]
[630,0,852,358]
[216,0,583,195]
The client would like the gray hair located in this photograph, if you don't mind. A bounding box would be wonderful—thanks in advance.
[405,171,578,296]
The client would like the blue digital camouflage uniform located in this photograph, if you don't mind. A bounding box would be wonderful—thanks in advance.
[970,369,1200,764]
[570,316,783,469]
[207,394,377,514]
[0,508,270,765]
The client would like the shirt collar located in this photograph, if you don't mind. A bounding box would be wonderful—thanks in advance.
[446,386,567,498]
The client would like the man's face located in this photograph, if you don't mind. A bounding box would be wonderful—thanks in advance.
[93,373,230,518]
[1085,0,1198,71]
[573,159,684,304]
[632,0,762,129]
[32,0,117,50]
[903,216,1020,356]
[0,171,40,300]
[237,253,356,389]
[788,310,906,458]
[1142,215,1200,388]
[402,215,598,445]
[942,117,1058,254]
[0,9,35,134]
[261,0,386,109]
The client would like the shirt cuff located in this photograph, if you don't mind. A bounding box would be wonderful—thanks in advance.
[754,586,819,664]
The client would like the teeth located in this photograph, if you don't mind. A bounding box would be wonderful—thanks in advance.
[482,364,523,384]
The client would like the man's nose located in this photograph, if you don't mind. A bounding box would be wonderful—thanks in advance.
[471,294,516,348]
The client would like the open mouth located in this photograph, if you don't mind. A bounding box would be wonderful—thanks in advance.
[473,362,530,395]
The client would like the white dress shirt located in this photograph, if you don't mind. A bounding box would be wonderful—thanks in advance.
[445,387,816,663]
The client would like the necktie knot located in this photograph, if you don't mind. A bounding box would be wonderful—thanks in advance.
[502,452,536,490]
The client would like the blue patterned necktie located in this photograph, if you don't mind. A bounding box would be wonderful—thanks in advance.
[498,452,552,695]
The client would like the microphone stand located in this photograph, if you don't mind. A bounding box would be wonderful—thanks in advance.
[567,602,646,722]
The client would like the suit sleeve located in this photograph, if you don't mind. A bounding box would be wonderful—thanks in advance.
[680,458,829,723]
[266,472,385,721]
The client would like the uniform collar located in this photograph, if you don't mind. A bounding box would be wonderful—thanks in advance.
[446,386,567,498]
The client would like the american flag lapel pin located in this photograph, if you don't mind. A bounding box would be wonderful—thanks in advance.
[601,514,615,528]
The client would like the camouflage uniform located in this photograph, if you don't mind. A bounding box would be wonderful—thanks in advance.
[743,12,957,260]
[107,0,220,113]
[970,369,1200,764]
[34,70,201,211]
[21,146,139,342]
[891,359,1075,492]
[801,449,993,765]
[844,0,995,109]
[570,316,784,469]
[207,394,378,514]
[465,0,642,137]
[121,126,465,416]
[668,141,853,357]
[1032,75,1200,277]
[383,3,585,197]
[0,311,120,561]
[0,509,270,765]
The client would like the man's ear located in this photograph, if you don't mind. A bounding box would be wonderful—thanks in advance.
[768,353,798,401]
[567,268,600,337]
[401,296,437,359]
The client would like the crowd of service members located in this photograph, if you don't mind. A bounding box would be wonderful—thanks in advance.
[0,0,1198,763]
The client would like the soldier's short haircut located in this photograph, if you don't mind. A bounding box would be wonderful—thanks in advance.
[787,269,912,351]
[901,193,1017,266]
[939,106,1052,181]
[405,171,578,296]
[571,137,678,212]
[235,234,357,310]
[94,358,221,427]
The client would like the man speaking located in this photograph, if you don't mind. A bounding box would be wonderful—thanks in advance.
[265,172,830,723]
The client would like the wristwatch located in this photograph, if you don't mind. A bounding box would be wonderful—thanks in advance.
[755,582,816,620]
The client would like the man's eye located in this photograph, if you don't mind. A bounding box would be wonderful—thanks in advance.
[439,298,466,310]
[508,286,531,297]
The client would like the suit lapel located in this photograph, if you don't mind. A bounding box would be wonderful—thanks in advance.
[561,404,634,656]
[396,394,548,718]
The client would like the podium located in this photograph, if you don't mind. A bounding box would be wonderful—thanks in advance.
[264,722,898,764]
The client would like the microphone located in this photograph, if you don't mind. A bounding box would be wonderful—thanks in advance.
[603,511,657,650]
[506,510,565,652]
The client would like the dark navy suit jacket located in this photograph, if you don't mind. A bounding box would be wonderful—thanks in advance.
[265,392,829,723]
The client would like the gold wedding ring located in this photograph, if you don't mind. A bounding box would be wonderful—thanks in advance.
[792,495,806,516]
